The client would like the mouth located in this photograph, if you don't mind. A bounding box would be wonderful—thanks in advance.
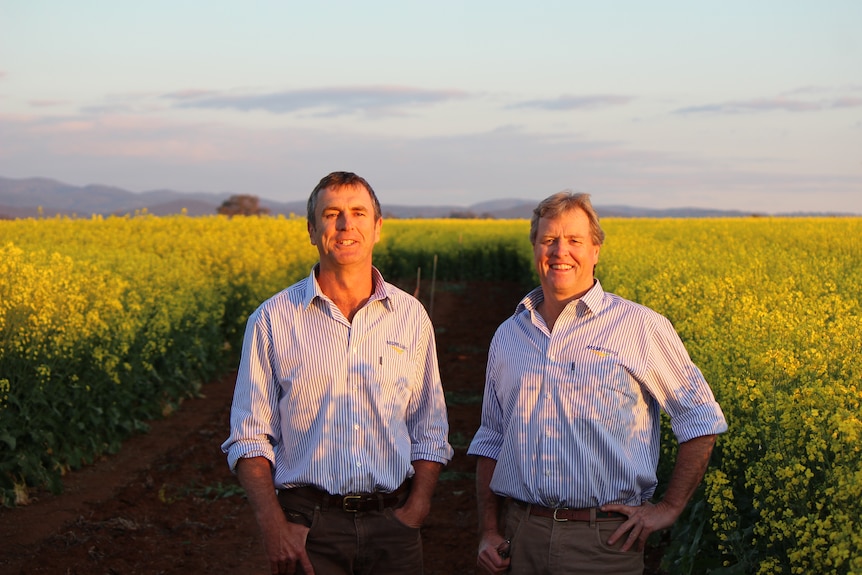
[549,263,573,271]
[337,239,358,246]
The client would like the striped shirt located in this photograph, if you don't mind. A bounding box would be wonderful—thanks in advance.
[222,266,453,495]
[468,279,727,508]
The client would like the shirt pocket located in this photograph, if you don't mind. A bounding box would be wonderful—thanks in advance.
[368,342,414,397]
[564,349,641,422]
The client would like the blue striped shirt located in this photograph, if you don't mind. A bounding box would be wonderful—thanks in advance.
[222,266,453,494]
[468,279,727,508]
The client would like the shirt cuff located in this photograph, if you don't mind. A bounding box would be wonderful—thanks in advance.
[466,427,503,459]
[411,444,454,465]
[671,402,728,443]
[224,442,276,472]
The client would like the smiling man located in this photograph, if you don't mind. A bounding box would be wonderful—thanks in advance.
[222,171,453,575]
[468,191,727,575]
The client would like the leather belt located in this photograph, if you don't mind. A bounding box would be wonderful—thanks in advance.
[515,500,626,522]
[278,483,408,513]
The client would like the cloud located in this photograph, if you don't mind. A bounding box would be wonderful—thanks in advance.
[675,93,862,115]
[165,85,470,117]
[509,94,633,111]
[0,112,237,163]
[2,109,860,213]
[832,97,862,108]
[80,104,138,115]
[794,84,862,94]
[164,89,219,100]
[0,110,668,203]
[29,99,70,108]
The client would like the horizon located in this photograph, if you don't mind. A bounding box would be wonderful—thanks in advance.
[1,1,861,214]
[5,174,859,217]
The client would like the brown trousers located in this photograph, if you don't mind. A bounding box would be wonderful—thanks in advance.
[279,489,422,575]
[504,500,644,575]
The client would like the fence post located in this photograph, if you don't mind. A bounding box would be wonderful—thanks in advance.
[429,254,438,320]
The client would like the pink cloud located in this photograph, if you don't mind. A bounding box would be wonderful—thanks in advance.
[832,97,862,108]
[0,112,243,163]
[29,99,70,108]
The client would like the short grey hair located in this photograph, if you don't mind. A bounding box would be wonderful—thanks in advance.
[529,191,605,246]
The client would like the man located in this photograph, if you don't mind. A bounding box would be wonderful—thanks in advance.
[467,191,727,575]
[222,171,453,575]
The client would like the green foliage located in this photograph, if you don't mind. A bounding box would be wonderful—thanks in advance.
[375,219,534,283]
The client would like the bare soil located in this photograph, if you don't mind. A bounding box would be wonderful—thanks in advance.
[0,280,665,574]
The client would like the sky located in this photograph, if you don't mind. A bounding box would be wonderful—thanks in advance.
[1,1,861,214]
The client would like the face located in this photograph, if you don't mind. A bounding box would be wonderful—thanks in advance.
[533,207,600,303]
[308,183,382,272]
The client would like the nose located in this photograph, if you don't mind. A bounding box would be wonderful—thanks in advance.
[336,212,352,230]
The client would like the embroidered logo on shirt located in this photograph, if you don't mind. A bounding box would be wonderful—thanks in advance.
[387,341,407,354]
[587,345,616,357]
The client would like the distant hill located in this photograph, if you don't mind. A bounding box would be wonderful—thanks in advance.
[1,176,855,220]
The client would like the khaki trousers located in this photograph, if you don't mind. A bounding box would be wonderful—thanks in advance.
[504,500,644,575]
[279,489,422,575]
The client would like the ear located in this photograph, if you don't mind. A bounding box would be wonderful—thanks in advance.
[308,220,317,246]
[373,217,382,244]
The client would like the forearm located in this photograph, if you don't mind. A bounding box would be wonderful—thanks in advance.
[397,459,442,526]
[475,456,510,574]
[660,434,717,516]
[602,434,718,552]
[236,456,285,528]
[236,456,314,573]
[476,456,504,536]
[410,459,443,497]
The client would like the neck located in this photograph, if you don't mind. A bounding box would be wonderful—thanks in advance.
[316,264,375,322]
[538,282,592,331]
[537,298,565,332]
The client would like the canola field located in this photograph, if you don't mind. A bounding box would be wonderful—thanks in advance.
[1,214,860,574]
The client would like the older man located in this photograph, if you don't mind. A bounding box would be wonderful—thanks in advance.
[468,191,727,575]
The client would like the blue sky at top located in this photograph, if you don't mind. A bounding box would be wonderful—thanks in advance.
[1,0,860,212]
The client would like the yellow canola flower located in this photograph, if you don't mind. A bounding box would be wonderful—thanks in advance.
[1,215,861,572]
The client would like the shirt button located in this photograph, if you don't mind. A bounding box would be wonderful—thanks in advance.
[353,424,360,430]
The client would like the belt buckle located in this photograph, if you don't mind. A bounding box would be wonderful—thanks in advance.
[342,495,362,512]
[552,507,568,522]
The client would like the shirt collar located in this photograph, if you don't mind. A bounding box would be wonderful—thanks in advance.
[515,278,607,317]
[302,264,392,311]
[580,278,607,315]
